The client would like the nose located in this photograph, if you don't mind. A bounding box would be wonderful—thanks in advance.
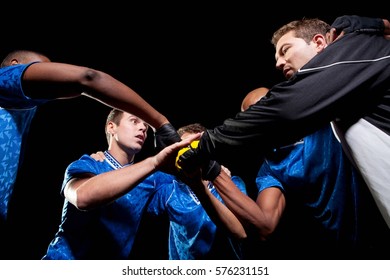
[275,57,285,71]
[140,122,149,132]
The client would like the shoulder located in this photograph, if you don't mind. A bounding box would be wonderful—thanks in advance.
[66,154,111,176]
[0,64,27,95]
[0,63,47,107]
[0,62,37,83]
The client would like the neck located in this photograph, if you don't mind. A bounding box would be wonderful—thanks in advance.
[105,149,135,166]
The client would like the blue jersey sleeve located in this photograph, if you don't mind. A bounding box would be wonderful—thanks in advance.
[61,154,112,195]
[0,62,50,108]
[256,162,284,194]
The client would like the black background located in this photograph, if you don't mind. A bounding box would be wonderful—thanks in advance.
[1,5,386,259]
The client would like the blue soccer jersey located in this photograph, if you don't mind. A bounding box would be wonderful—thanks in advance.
[147,175,247,260]
[255,124,381,245]
[0,63,49,221]
[42,152,167,259]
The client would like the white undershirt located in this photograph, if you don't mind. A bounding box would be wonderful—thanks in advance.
[344,118,390,228]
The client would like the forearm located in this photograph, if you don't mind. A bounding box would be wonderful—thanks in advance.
[204,190,246,239]
[212,172,280,240]
[188,178,247,239]
[72,157,157,210]
[23,62,169,130]
[81,70,169,130]
[72,135,198,210]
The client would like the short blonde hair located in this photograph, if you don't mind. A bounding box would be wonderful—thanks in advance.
[271,18,330,46]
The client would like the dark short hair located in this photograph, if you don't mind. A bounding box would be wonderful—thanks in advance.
[177,123,206,137]
[0,49,49,67]
[271,18,330,46]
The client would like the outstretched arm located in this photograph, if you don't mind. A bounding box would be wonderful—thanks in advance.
[22,62,169,131]
[65,133,200,210]
[175,140,284,240]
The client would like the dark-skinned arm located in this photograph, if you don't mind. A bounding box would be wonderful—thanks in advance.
[180,169,247,240]
[212,171,286,241]
[22,62,169,131]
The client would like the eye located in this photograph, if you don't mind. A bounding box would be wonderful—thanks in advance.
[281,45,290,55]
[129,117,138,124]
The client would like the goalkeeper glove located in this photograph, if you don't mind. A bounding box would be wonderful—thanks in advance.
[176,140,221,181]
[154,123,181,152]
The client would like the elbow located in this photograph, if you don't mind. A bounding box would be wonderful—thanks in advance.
[237,231,248,240]
[70,190,94,211]
[74,193,95,211]
[256,223,277,241]
[83,68,102,82]
[73,197,90,211]
[248,217,278,241]
[230,227,248,240]
[74,201,90,211]
[79,68,106,91]
[64,178,97,211]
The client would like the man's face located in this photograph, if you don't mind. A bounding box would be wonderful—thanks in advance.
[113,112,149,153]
[275,31,322,80]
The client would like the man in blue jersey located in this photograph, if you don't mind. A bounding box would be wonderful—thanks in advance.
[0,50,180,257]
[233,86,389,259]
[146,123,247,259]
[42,109,195,259]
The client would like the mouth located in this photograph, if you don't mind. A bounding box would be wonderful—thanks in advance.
[283,68,293,79]
[135,135,145,143]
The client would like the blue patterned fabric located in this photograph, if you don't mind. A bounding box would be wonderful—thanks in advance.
[42,154,168,259]
[255,124,372,245]
[0,63,48,221]
[147,175,247,259]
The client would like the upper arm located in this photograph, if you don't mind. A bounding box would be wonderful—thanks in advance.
[63,173,95,206]
[256,187,286,229]
[22,62,88,99]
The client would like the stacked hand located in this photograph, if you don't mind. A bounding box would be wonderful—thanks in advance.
[175,140,221,181]
[153,133,200,175]
[175,140,201,175]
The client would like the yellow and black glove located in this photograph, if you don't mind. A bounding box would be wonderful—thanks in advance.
[176,140,221,181]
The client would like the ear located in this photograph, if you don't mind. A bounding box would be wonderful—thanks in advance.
[106,121,116,136]
[10,59,19,65]
[312,34,327,52]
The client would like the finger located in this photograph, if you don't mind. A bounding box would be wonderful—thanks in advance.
[326,28,338,44]
[177,133,201,148]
